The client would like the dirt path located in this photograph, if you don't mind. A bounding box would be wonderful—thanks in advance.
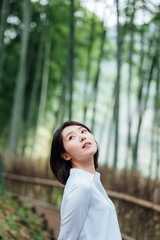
[11,193,60,239]
[34,204,60,239]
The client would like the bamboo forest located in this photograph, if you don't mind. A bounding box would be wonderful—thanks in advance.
[0,0,160,239]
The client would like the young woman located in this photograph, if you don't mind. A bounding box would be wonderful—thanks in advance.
[50,121,122,240]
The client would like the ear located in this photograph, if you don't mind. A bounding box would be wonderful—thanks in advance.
[61,152,71,161]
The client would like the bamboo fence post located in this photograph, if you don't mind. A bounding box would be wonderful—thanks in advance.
[153,187,160,220]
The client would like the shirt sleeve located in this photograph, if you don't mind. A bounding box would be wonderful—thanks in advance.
[58,181,91,240]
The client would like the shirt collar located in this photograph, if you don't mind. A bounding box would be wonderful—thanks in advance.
[70,168,100,181]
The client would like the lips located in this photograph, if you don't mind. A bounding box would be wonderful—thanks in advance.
[82,142,91,149]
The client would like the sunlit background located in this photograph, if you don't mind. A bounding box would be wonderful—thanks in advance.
[0,0,160,177]
[0,1,160,239]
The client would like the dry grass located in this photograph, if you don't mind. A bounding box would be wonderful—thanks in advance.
[3,154,52,179]
[98,165,160,203]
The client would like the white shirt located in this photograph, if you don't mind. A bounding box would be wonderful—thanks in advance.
[58,168,122,240]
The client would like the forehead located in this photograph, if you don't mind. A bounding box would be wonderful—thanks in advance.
[62,125,84,137]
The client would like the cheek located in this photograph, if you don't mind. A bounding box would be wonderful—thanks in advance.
[63,141,69,154]
[90,135,97,145]
[93,139,98,151]
[94,143,98,152]
[87,134,97,149]
[63,142,78,155]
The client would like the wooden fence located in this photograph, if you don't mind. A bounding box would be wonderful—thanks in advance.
[3,172,160,213]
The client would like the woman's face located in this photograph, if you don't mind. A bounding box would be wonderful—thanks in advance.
[61,125,97,166]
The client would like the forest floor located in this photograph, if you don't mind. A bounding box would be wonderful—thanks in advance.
[0,186,52,240]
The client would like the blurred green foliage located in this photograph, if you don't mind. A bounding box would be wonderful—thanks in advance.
[0,186,51,239]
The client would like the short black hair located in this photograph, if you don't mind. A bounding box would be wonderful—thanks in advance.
[50,121,99,185]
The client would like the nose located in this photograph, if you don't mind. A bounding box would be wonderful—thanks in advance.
[79,135,86,142]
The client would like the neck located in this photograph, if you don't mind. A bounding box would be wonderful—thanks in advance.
[72,161,96,175]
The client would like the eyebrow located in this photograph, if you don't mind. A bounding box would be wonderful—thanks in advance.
[65,126,84,138]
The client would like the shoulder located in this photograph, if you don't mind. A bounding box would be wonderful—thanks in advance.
[64,172,92,200]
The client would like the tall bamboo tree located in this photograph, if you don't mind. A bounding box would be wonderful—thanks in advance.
[7,0,31,156]
[149,32,160,178]
[58,67,68,125]
[91,21,106,132]
[113,0,122,168]
[68,0,75,120]
[154,29,160,179]
[155,21,160,179]
[132,40,158,170]
[125,0,136,168]
[83,12,96,124]
[31,15,51,159]
[22,26,44,156]
[0,0,10,84]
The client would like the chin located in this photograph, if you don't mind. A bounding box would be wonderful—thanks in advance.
[87,149,97,156]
